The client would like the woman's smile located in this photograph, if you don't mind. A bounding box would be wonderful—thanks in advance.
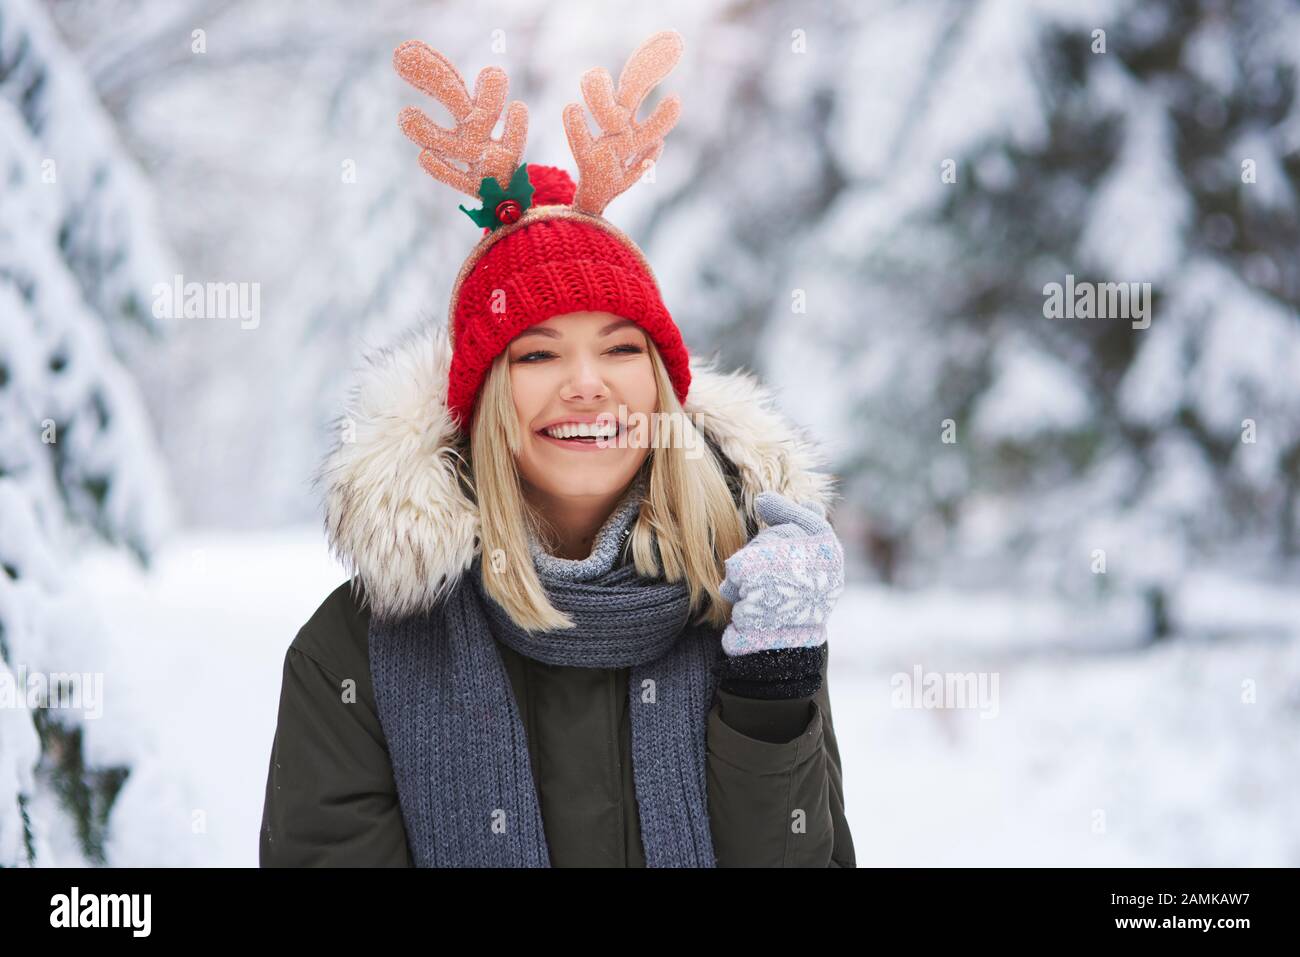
[533,412,629,451]
[534,425,626,452]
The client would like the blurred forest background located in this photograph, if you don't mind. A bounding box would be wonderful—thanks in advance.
[2,0,1298,866]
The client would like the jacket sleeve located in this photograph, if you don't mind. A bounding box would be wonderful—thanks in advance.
[259,636,413,867]
[706,641,855,867]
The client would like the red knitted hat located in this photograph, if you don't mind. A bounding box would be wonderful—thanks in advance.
[393,32,692,430]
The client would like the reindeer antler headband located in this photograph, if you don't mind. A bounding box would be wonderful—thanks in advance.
[391,30,694,431]
[393,30,683,225]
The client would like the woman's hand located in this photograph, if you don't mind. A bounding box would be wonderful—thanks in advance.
[719,491,845,656]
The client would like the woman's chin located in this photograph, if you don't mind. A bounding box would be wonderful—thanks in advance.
[521,439,644,492]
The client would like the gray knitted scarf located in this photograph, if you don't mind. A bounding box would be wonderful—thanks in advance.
[367,476,723,867]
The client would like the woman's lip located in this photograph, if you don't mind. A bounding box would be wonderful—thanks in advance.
[535,422,625,437]
[534,430,623,452]
[536,421,625,434]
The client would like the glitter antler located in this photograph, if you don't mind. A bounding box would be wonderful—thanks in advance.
[393,40,529,199]
[562,30,684,217]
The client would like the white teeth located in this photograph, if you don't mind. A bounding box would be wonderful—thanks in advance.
[542,422,618,439]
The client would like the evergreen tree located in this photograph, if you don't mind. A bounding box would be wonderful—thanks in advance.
[0,0,173,865]
[777,0,1300,636]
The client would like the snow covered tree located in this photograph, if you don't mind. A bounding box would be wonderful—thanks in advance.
[745,0,1300,638]
[43,0,489,527]
[0,0,174,865]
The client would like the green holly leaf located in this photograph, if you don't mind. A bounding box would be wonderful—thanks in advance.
[459,201,499,229]
[459,163,536,231]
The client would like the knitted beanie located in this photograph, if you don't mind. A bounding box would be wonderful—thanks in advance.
[393,31,693,430]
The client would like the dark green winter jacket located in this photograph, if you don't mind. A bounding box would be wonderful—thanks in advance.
[258,322,856,867]
[259,576,854,867]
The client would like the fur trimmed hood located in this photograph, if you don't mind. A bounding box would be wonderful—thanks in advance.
[316,321,837,621]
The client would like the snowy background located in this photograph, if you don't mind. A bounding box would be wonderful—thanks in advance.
[2,0,1299,866]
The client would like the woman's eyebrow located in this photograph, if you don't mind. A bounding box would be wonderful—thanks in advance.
[512,319,638,342]
[599,319,638,336]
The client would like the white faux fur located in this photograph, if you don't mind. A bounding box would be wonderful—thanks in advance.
[316,320,837,620]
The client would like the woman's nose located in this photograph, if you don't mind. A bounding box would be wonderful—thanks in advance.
[562,354,608,400]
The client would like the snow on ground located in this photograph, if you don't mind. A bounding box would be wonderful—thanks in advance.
[71,528,1300,866]
[74,527,347,867]
[830,582,1300,866]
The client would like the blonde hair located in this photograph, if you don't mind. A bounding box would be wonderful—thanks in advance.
[467,337,747,633]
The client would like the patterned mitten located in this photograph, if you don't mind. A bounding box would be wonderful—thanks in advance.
[713,491,845,699]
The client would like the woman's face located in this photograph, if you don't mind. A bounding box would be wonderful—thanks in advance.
[507,311,657,500]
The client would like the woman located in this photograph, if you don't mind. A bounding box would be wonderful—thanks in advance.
[259,30,854,867]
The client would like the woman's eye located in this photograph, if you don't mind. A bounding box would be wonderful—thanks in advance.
[515,345,642,362]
